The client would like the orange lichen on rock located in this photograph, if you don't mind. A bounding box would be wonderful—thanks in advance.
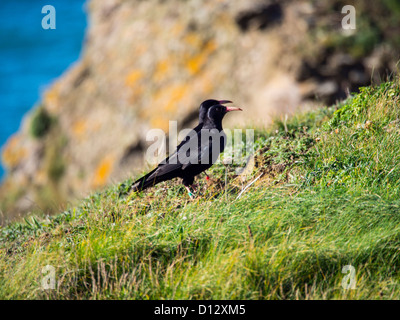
[150,83,190,115]
[204,40,217,54]
[164,84,189,112]
[125,70,144,87]
[184,33,202,48]
[154,60,170,82]
[2,135,26,169]
[92,156,114,188]
[185,40,216,75]
[147,82,193,131]
[44,83,61,113]
[150,117,170,132]
[145,83,191,131]
[72,120,87,139]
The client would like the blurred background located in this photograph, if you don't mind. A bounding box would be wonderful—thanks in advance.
[0,0,86,178]
[0,0,399,222]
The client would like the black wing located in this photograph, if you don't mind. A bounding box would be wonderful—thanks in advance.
[130,127,225,192]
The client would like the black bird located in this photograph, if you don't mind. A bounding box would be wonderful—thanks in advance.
[119,99,232,197]
[130,104,242,198]
[133,99,232,182]
[171,99,232,183]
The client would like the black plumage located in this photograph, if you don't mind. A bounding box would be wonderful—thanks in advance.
[130,103,242,197]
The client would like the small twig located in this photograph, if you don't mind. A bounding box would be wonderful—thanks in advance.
[284,114,288,133]
[225,165,228,201]
[247,225,253,239]
[236,172,264,200]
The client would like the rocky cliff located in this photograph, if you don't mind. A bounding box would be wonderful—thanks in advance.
[1,0,399,221]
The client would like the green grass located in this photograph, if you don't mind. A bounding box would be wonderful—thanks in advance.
[1,78,400,299]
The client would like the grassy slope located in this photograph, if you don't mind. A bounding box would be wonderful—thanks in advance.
[1,79,400,299]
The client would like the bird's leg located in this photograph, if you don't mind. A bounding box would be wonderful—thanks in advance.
[185,184,199,199]
[185,186,195,200]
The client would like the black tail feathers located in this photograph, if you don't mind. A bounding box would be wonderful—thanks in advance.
[117,168,159,198]
[130,171,158,192]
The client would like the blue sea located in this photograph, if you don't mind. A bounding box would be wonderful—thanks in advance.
[0,0,87,179]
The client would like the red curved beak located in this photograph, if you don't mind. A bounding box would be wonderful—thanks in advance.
[218,100,233,104]
[225,106,243,112]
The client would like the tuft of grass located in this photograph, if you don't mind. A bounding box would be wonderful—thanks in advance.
[30,106,53,139]
[1,77,400,299]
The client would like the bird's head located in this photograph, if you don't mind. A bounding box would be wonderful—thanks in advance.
[199,99,233,123]
[206,104,243,126]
